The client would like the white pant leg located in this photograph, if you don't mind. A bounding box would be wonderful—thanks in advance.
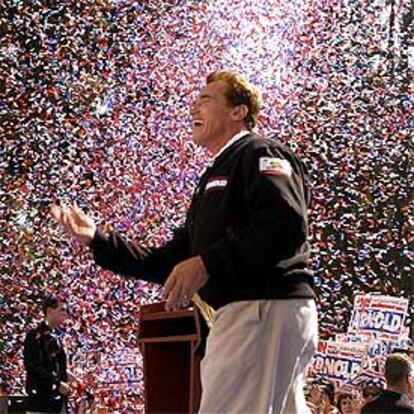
[281,372,312,414]
[198,299,318,414]
[199,300,269,414]
[270,299,318,414]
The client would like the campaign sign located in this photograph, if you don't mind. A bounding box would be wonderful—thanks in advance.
[311,341,367,385]
[365,334,413,370]
[335,332,376,343]
[99,350,142,386]
[342,368,386,389]
[348,295,409,339]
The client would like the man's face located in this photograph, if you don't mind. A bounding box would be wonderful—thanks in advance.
[190,80,237,147]
[47,303,67,327]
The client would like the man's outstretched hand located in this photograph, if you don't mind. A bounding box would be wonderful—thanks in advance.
[51,204,96,246]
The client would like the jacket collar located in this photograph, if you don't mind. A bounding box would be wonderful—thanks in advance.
[211,130,250,162]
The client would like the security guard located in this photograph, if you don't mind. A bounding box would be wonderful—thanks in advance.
[51,70,318,413]
[23,297,71,414]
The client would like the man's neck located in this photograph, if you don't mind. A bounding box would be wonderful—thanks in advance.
[208,128,248,158]
[45,318,57,329]
[208,127,247,156]
[387,384,407,396]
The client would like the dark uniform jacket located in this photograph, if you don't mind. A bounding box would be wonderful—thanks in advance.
[362,390,413,414]
[23,321,68,413]
[91,132,315,310]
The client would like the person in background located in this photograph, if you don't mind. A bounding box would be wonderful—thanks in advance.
[305,381,339,414]
[362,353,414,414]
[306,382,323,414]
[320,382,340,414]
[23,296,72,414]
[337,392,361,414]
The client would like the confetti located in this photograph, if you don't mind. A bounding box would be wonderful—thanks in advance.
[1,0,412,412]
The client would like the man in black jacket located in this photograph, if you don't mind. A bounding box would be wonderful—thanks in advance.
[362,353,413,414]
[51,70,318,413]
[23,296,71,413]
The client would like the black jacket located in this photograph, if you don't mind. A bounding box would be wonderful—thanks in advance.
[91,133,315,309]
[23,321,68,412]
[362,390,413,414]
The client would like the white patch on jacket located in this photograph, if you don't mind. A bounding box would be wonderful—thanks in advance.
[205,177,228,191]
[259,157,292,177]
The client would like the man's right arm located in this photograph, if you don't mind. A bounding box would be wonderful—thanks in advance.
[90,226,190,285]
[50,204,190,285]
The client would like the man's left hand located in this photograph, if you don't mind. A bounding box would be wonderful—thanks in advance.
[164,256,209,311]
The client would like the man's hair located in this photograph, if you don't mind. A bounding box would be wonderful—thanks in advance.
[43,295,61,314]
[385,353,413,385]
[206,70,262,130]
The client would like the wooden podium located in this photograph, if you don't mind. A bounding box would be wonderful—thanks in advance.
[138,302,202,413]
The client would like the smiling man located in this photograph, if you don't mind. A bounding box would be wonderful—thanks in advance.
[51,70,317,413]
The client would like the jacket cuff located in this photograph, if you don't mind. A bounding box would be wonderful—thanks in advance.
[88,229,109,250]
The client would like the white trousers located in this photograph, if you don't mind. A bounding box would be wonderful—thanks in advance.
[198,299,318,414]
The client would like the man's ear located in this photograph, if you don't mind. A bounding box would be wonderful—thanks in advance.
[231,104,249,123]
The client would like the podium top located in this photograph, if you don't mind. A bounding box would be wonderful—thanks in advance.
[140,302,198,321]
[138,302,201,345]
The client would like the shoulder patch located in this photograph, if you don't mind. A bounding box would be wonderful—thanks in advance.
[259,157,292,177]
[205,176,228,192]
